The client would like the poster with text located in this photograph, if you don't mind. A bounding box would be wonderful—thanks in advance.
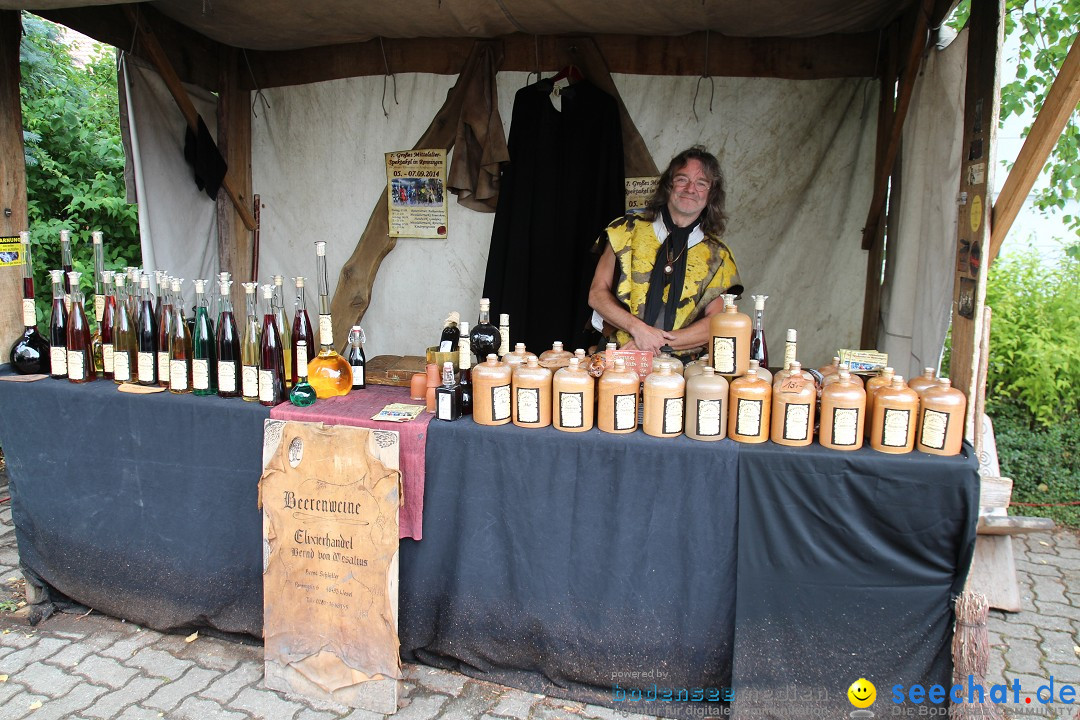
[625,176,659,213]
[386,149,448,239]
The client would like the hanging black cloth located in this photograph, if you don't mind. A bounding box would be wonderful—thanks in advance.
[643,206,701,331]
[183,115,228,201]
[482,79,624,353]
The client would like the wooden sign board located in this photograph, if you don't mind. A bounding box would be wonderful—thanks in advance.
[260,420,401,714]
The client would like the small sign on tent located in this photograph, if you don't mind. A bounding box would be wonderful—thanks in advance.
[386,149,448,238]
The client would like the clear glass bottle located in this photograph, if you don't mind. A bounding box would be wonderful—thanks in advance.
[216,271,231,329]
[91,231,106,374]
[9,232,50,375]
[168,279,192,394]
[435,361,463,421]
[65,271,95,383]
[124,267,139,323]
[59,229,73,311]
[155,274,173,387]
[153,270,168,332]
[258,283,286,406]
[111,273,137,384]
[216,278,241,398]
[191,279,217,396]
[99,270,116,379]
[289,340,317,407]
[240,282,261,402]
[346,325,366,390]
[272,274,293,386]
[750,294,769,371]
[498,313,510,358]
[469,298,501,365]
[48,269,68,379]
[306,241,351,398]
[291,276,313,388]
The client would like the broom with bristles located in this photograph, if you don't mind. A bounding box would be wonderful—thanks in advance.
[950,591,1004,720]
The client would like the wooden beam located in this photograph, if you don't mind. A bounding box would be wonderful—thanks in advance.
[0,11,28,357]
[989,32,1080,263]
[949,0,1003,441]
[122,4,256,232]
[216,45,254,311]
[861,0,934,250]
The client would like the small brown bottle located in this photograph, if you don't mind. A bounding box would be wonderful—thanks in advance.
[727,367,771,444]
[908,367,940,398]
[643,361,685,438]
[512,355,552,428]
[597,357,639,434]
[553,357,595,432]
[685,366,728,441]
[819,368,866,450]
[870,376,919,454]
[709,295,750,379]
[864,366,895,438]
[771,361,815,447]
[472,354,513,426]
[916,378,966,456]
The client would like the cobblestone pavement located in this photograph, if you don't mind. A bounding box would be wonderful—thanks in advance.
[0,473,1077,720]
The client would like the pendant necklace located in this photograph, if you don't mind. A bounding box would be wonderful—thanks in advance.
[664,242,686,276]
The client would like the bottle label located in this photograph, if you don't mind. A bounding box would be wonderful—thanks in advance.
[64,296,71,314]
[712,336,736,374]
[114,351,131,381]
[22,299,36,328]
[170,360,189,390]
[352,365,365,387]
[696,398,722,436]
[319,315,333,347]
[498,328,509,357]
[67,350,85,380]
[831,407,860,446]
[192,359,209,390]
[662,397,683,435]
[218,361,237,393]
[614,393,637,431]
[516,387,540,424]
[437,390,452,420]
[259,369,275,403]
[559,391,584,428]
[94,295,105,323]
[158,351,171,383]
[882,408,911,447]
[296,348,309,377]
[242,365,259,398]
[492,384,511,421]
[103,344,114,373]
[439,340,452,352]
[138,352,155,382]
[735,397,762,437]
[783,402,811,441]
[784,341,797,371]
[920,408,949,450]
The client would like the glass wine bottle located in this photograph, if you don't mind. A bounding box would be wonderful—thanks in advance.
[216,271,231,328]
[59,230,73,312]
[498,313,510,358]
[346,325,366,390]
[48,269,68,379]
[458,320,473,414]
[289,340,317,407]
[469,297,501,365]
[136,272,158,385]
[65,271,96,383]
[241,282,261,402]
[9,232,50,375]
[191,279,217,396]
[111,273,137,384]
[750,294,769,371]
[291,276,313,388]
[168,278,192,394]
[154,270,168,332]
[306,241,351,398]
[91,231,105,374]
[99,270,116,379]
[156,274,174,387]
[124,267,139,323]
[258,284,286,406]
[272,274,292,387]
[216,278,241,398]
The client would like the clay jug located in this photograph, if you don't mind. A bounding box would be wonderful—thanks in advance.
[512,355,552,428]
[538,341,572,367]
[908,367,940,398]
[817,356,841,379]
[683,353,710,380]
[819,368,866,450]
[916,378,966,456]
[864,366,895,438]
[685,366,729,441]
[773,358,814,389]
[472,354,513,426]
[597,357,639,434]
[771,361,816,446]
[749,358,772,386]
[727,367,771,443]
[643,361,685,438]
[553,357,594,432]
[822,363,863,389]
[652,348,684,375]
[504,342,529,369]
[870,376,919,454]
[709,295,750,379]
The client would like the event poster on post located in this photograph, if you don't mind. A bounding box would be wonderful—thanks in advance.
[385,149,448,239]
[625,177,659,213]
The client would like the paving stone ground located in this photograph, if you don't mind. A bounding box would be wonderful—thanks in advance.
[0,471,1076,720]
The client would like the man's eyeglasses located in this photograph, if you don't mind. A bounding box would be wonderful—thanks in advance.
[672,176,711,193]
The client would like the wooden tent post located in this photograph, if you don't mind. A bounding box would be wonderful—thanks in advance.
[949,0,1004,441]
[216,44,254,309]
[0,10,28,356]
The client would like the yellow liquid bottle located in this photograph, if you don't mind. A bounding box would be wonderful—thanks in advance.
[306,241,351,398]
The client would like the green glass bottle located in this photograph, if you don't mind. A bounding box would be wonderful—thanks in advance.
[289,340,317,407]
[191,278,218,396]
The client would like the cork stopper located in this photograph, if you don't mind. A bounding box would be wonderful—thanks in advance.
[294,276,305,288]
[459,321,470,335]
[752,294,768,310]
[499,313,509,324]
[92,231,103,245]
[273,275,284,286]
[171,278,183,293]
[552,341,564,351]
[702,366,715,376]
[59,229,70,243]
[787,329,797,342]
[514,343,526,353]
[486,354,498,364]
[66,270,81,285]
[479,298,490,311]
[242,282,258,295]
[261,284,274,299]
[194,279,206,293]
[315,241,327,257]
[613,357,626,371]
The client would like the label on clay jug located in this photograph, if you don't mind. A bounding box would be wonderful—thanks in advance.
[492,384,511,421]
[735,398,762,437]
[662,397,683,435]
[783,403,811,441]
[614,393,637,431]
[882,408,911,447]
[696,399,722,436]
[712,336,736,374]
[831,408,859,446]
[516,387,540,424]
[559,391,583,428]
[920,409,948,450]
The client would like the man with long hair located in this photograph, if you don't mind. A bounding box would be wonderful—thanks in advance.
[588,146,742,358]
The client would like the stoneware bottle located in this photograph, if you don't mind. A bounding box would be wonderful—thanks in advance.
[504,342,530,369]
[553,357,594,432]
[819,368,866,450]
[727,367,771,444]
[512,355,552,428]
[538,341,573,367]
[870,375,919,454]
[772,358,815,389]
[652,348,684,375]
[770,361,816,447]
[643,361,685,438]
[685,366,729,441]
[597,357,639,434]
[864,366,895,438]
[908,366,940,398]
[822,362,863,388]
[749,358,772,386]
[817,356,841,379]
[472,354,513,426]
[709,295,750,379]
[916,378,966,456]
[683,353,710,380]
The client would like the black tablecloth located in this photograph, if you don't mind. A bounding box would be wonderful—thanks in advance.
[0,373,270,636]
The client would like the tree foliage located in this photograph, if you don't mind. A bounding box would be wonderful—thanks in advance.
[20,13,141,323]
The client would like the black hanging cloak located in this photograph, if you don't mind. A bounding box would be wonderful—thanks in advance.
[482,79,625,353]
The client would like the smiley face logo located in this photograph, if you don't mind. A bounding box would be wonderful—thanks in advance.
[848,678,876,708]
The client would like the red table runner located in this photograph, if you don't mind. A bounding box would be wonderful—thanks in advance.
[269,385,432,540]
